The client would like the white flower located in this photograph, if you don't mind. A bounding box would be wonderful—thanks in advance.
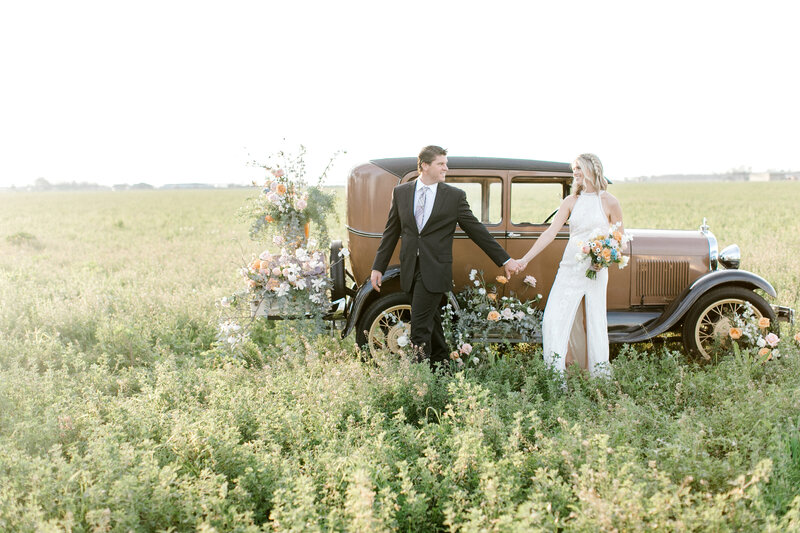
[338,247,350,258]
[472,357,480,365]
[469,269,477,281]
[220,297,230,308]
[295,248,309,261]
[312,278,326,290]
[307,238,318,249]
[474,280,480,287]
[618,255,630,268]
[295,278,307,290]
[309,293,323,304]
[501,308,514,320]
[527,307,535,315]
[287,274,297,283]
[757,337,766,348]
[515,311,525,320]
[478,288,486,295]
[397,335,409,347]
[276,283,290,297]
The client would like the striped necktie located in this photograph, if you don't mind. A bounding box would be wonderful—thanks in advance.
[415,186,428,230]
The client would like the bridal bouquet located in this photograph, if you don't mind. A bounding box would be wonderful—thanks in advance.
[576,222,632,279]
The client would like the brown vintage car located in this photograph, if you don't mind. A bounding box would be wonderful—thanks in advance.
[326,156,794,359]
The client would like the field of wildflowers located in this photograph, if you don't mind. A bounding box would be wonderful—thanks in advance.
[1,182,799,531]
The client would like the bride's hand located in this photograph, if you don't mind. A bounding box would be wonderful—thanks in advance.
[516,259,528,273]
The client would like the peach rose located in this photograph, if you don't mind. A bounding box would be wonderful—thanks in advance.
[265,215,274,222]
[276,183,287,194]
[758,317,770,329]
[487,310,500,321]
[758,347,771,357]
[729,327,742,340]
[602,248,612,261]
[487,293,497,301]
[613,230,623,242]
[496,275,508,284]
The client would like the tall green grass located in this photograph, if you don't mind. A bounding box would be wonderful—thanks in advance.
[1,183,799,531]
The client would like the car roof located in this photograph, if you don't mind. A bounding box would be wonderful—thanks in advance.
[370,156,572,178]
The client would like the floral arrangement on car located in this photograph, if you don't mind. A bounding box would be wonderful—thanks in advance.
[727,304,781,363]
[576,222,632,279]
[243,242,331,317]
[442,269,542,366]
[244,146,338,247]
[217,148,343,352]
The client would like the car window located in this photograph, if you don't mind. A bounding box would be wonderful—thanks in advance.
[446,177,502,225]
[511,181,564,225]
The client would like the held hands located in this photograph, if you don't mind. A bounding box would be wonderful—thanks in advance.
[504,258,522,278]
[370,269,383,292]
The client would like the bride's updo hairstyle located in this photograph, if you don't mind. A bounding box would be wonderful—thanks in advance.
[571,153,607,196]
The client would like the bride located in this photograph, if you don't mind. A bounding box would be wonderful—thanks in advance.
[516,154,624,376]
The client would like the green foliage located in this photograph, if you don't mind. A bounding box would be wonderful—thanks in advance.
[1,184,799,530]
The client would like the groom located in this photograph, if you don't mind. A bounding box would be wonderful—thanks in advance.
[370,146,521,364]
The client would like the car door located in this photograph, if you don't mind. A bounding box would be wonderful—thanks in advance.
[446,171,506,294]
[503,175,571,309]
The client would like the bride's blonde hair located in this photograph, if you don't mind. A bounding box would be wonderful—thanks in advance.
[571,153,607,196]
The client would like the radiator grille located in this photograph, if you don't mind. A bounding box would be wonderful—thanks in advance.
[637,259,690,299]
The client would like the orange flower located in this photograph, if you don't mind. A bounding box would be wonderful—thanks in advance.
[450,351,460,360]
[795,331,800,344]
[496,275,508,284]
[758,347,771,358]
[487,310,500,321]
[758,317,770,329]
[265,215,274,222]
[729,327,742,340]
[613,231,623,242]
[487,293,497,301]
[602,248,612,261]
[250,260,261,271]
[276,183,287,194]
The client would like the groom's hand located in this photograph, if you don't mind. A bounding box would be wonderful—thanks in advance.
[504,259,521,278]
[370,270,383,292]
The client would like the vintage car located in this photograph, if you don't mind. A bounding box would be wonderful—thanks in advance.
[325,156,794,360]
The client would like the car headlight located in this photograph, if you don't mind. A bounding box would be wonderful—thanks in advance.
[719,244,740,269]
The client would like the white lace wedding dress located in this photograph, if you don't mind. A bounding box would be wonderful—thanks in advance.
[542,191,610,376]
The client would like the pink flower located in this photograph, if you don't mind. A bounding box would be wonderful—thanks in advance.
[296,198,307,210]
[272,267,282,276]
[501,308,513,320]
[459,343,472,355]
[272,168,285,177]
[765,332,780,348]
[524,275,537,287]
[581,244,590,254]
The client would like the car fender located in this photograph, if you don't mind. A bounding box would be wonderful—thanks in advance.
[342,266,402,338]
[622,270,777,343]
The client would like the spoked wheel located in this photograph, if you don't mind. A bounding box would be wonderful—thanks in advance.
[356,292,412,357]
[681,286,775,360]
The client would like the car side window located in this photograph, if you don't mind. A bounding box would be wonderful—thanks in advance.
[511,181,564,225]
[447,177,502,225]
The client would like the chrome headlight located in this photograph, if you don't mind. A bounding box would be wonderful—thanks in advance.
[719,244,740,269]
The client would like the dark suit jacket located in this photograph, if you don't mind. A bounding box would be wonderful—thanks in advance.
[372,181,510,293]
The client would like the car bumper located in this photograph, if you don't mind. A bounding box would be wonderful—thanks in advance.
[773,305,795,325]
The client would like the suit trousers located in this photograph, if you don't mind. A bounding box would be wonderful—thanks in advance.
[409,258,449,364]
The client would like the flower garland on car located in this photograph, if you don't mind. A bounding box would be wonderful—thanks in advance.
[442,269,542,366]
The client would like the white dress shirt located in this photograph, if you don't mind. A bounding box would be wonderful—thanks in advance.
[414,179,438,230]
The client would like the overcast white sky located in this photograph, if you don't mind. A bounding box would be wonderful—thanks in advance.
[1,0,798,187]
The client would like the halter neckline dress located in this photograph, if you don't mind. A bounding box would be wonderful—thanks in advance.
[542,191,610,376]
